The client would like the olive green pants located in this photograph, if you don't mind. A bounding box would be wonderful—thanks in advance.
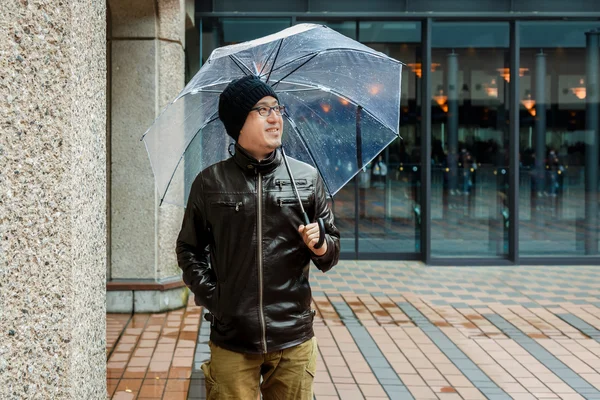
[201,337,318,400]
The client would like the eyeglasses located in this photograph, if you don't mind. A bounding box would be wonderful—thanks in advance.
[250,104,285,117]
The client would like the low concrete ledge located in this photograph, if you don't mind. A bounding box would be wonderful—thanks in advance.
[107,279,186,291]
[107,280,189,313]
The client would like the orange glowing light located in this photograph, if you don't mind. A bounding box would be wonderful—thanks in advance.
[407,63,441,78]
[433,93,447,107]
[369,85,382,95]
[484,79,498,98]
[521,93,536,116]
[432,88,448,113]
[571,78,586,99]
[497,67,529,82]
[339,98,349,106]
[321,103,331,113]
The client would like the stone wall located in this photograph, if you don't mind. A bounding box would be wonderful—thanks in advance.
[107,0,187,312]
[0,0,107,398]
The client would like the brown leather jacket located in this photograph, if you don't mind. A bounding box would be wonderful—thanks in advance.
[176,145,340,354]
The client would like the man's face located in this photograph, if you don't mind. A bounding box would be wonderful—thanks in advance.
[238,96,283,160]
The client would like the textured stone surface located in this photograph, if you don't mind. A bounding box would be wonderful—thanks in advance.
[109,1,185,284]
[107,291,134,313]
[108,0,156,38]
[0,0,106,398]
[134,287,189,313]
[159,41,185,111]
[110,39,156,280]
[157,41,185,280]
[157,0,185,43]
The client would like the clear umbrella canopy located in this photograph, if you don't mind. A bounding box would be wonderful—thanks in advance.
[142,23,403,206]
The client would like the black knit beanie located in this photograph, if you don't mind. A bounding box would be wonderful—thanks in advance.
[218,75,279,141]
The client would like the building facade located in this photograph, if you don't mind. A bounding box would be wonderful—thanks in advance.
[3,0,600,396]
[195,0,600,265]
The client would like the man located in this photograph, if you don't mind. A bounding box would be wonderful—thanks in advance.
[176,75,340,399]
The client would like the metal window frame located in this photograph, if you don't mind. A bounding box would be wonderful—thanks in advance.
[421,18,432,265]
[509,20,520,264]
[196,12,600,266]
[197,11,600,20]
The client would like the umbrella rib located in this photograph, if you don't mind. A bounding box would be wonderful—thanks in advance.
[260,52,315,80]
[259,40,280,76]
[283,113,334,200]
[229,54,253,75]
[278,79,400,138]
[156,113,220,205]
[188,47,401,95]
[142,90,220,141]
[266,39,284,84]
[189,89,223,93]
[273,88,320,93]
[322,87,400,137]
[269,52,400,134]
[267,47,403,78]
[271,53,320,89]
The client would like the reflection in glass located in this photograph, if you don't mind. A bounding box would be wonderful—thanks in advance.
[431,22,510,257]
[519,22,600,256]
[357,22,422,254]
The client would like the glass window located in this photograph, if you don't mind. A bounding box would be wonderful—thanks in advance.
[198,18,292,64]
[518,22,600,256]
[221,18,292,44]
[432,22,509,48]
[430,22,511,258]
[214,0,305,12]
[360,22,421,43]
[290,21,358,256]
[357,22,422,254]
[309,0,406,12]
[296,20,357,40]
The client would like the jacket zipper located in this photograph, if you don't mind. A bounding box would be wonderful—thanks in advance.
[257,172,267,353]
[213,201,242,211]
[277,197,312,207]
[275,178,307,189]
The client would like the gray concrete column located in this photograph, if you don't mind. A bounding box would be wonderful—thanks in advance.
[585,29,600,254]
[1,1,106,397]
[534,51,547,192]
[531,51,547,236]
[108,0,188,312]
[447,52,459,192]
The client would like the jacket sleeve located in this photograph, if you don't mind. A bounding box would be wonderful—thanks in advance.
[176,176,217,311]
[310,172,341,272]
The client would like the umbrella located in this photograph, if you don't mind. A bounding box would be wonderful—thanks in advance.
[142,23,403,209]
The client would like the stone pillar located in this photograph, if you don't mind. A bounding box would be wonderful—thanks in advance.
[585,30,600,254]
[447,51,459,194]
[1,1,106,398]
[534,51,547,193]
[532,51,547,236]
[107,0,188,312]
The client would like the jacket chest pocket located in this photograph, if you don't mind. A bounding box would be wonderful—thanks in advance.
[274,178,308,190]
[269,193,314,223]
[208,198,250,234]
[276,196,311,208]
[207,196,253,284]
[211,200,243,212]
[268,177,314,216]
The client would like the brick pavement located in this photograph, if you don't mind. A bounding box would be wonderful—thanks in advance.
[107,261,600,399]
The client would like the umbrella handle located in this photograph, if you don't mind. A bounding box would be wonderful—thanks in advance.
[314,217,326,250]
[303,212,326,250]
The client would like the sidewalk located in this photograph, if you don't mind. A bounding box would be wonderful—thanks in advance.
[107,261,600,399]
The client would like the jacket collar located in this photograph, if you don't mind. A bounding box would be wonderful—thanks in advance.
[233,143,281,174]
